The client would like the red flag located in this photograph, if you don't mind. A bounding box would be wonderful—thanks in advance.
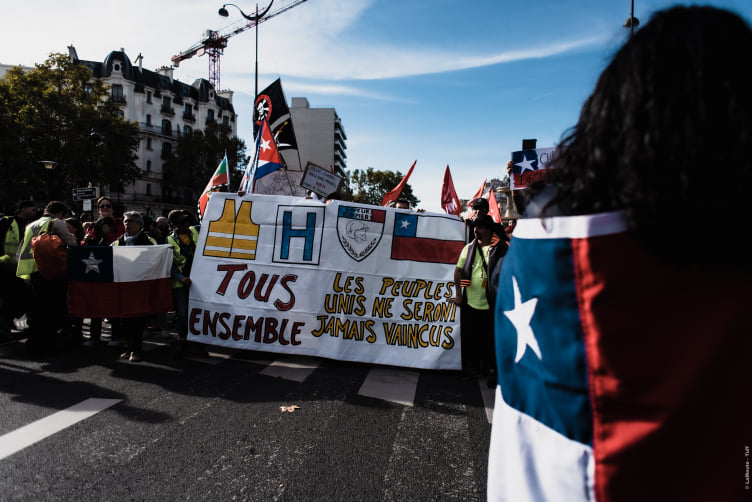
[488,187,502,223]
[198,153,229,219]
[381,160,416,207]
[441,165,461,215]
[470,179,486,207]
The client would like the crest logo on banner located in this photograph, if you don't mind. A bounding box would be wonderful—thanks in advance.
[203,199,261,260]
[272,205,325,265]
[336,206,386,262]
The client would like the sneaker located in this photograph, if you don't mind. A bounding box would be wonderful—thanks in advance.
[129,353,141,362]
[120,351,131,359]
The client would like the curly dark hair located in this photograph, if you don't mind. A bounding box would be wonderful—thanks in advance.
[547,6,752,267]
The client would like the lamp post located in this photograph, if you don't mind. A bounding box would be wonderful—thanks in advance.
[623,0,640,37]
[39,160,57,200]
[218,1,275,103]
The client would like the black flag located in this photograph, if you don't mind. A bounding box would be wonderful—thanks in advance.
[253,78,298,151]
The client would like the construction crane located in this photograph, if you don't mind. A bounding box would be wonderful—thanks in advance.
[171,0,308,91]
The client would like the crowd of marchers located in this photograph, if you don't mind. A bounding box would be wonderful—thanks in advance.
[0,196,202,361]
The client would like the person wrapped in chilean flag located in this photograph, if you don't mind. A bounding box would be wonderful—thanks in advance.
[488,6,752,502]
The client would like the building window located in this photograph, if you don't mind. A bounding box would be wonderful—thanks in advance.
[114,109,124,120]
[146,184,152,195]
[146,160,152,172]
[111,84,124,104]
[184,125,192,135]
[223,116,229,127]
[146,91,152,103]
[146,114,151,126]
[161,119,172,136]
[161,96,173,116]
[162,142,172,159]
[206,109,214,123]
[146,138,152,150]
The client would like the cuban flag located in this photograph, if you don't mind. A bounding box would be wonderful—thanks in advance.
[67,245,173,318]
[391,212,464,264]
[489,212,748,502]
[239,117,285,194]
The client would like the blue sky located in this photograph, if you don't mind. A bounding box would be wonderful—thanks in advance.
[3,0,752,211]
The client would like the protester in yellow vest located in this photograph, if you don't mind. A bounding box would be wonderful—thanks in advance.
[16,201,78,354]
[166,209,200,358]
[0,201,37,341]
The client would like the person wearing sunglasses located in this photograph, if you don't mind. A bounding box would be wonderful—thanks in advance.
[80,196,126,347]
[82,196,125,245]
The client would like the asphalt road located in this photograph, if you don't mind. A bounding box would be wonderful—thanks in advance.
[0,324,494,501]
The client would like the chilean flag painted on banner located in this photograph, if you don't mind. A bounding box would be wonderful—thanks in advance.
[67,245,173,318]
[489,212,748,502]
[391,212,464,264]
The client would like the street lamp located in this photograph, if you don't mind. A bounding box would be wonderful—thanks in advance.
[624,0,640,38]
[218,1,275,102]
[39,160,57,200]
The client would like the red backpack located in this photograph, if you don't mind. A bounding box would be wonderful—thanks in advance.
[31,226,68,280]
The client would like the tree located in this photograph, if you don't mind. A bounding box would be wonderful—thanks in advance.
[0,53,141,211]
[163,121,247,206]
[348,167,420,207]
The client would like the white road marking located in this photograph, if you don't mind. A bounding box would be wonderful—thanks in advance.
[259,357,320,382]
[0,398,122,461]
[478,380,495,424]
[358,367,419,406]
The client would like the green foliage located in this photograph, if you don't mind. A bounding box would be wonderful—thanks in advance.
[0,53,140,210]
[163,121,247,206]
[347,167,420,207]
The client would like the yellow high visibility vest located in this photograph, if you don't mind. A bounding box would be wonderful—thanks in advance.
[16,216,54,279]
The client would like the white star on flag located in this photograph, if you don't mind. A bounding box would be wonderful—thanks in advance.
[260,138,271,152]
[400,219,411,229]
[81,252,104,274]
[504,275,542,363]
[516,154,536,173]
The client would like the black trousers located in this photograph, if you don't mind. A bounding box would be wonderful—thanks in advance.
[27,272,68,350]
[460,304,496,373]
[111,317,146,354]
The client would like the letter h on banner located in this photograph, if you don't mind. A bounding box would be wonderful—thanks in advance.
[273,205,324,265]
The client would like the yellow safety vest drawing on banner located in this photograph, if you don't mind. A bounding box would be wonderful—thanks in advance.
[203,199,260,259]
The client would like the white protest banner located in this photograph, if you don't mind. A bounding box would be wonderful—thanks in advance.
[189,193,464,369]
[510,146,555,189]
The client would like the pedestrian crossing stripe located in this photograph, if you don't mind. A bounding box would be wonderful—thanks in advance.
[203,199,260,259]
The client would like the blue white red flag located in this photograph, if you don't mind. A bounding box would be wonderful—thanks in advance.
[239,117,285,194]
[489,212,748,502]
[509,147,554,189]
[391,212,464,264]
[67,245,173,318]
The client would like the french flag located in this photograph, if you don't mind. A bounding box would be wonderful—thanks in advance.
[489,212,748,502]
[67,245,174,318]
[391,212,464,264]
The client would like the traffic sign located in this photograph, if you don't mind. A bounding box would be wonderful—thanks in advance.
[72,187,99,201]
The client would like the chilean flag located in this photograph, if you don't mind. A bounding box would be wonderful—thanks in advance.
[67,245,173,318]
[489,212,748,502]
[239,117,285,194]
[391,212,464,264]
